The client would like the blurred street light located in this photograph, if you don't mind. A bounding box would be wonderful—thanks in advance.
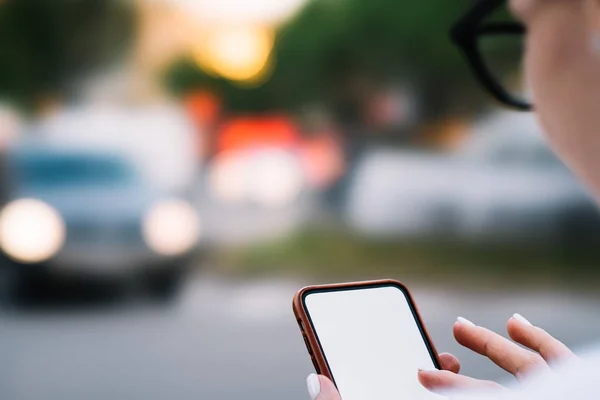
[168,0,307,85]
[171,0,307,25]
[194,25,274,84]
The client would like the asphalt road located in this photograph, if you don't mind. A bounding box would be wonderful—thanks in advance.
[0,276,599,400]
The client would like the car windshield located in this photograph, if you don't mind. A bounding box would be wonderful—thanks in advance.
[12,152,137,187]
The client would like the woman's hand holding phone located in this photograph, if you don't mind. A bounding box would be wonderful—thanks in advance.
[306,314,577,400]
[307,352,461,400]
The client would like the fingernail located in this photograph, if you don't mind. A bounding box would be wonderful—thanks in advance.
[457,316,476,327]
[307,373,321,400]
[418,368,438,373]
[513,313,533,327]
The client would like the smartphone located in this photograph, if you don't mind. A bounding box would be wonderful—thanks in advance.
[293,280,445,400]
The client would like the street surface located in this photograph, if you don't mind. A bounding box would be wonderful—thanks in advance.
[0,275,598,400]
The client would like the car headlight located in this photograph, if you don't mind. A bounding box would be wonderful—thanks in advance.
[142,199,201,256]
[0,199,66,263]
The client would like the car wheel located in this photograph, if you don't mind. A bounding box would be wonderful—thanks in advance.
[142,267,184,302]
[0,265,37,307]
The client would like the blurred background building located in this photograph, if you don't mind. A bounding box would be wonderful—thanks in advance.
[0,0,598,399]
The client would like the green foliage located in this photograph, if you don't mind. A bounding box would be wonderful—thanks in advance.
[273,0,483,117]
[0,0,135,109]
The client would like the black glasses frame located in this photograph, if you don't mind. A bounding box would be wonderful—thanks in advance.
[451,0,531,111]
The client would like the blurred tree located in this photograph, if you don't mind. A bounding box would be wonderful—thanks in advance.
[165,0,509,126]
[0,0,135,110]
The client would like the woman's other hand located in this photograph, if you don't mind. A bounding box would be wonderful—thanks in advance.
[418,314,575,393]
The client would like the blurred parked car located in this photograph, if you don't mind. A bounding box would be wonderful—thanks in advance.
[344,112,600,243]
[0,141,202,301]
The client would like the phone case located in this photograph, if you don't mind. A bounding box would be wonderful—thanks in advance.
[292,279,442,384]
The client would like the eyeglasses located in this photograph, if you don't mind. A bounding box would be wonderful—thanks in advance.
[451,0,531,111]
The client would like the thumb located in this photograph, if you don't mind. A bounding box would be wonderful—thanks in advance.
[307,374,341,400]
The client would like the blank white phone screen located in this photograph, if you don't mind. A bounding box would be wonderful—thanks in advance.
[304,285,446,400]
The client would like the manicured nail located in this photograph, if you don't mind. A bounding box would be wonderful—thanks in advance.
[513,313,533,327]
[307,373,321,400]
[418,368,438,373]
[457,316,476,327]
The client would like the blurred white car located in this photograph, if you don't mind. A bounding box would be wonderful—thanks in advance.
[0,142,202,301]
[208,147,306,209]
[33,104,200,194]
[345,112,600,242]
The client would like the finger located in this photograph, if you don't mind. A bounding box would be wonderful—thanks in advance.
[454,317,550,380]
[439,352,461,374]
[507,314,575,365]
[307,374,341,400]
[418,369,503,393]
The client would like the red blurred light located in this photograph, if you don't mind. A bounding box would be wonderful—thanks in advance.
[217,115,301,153]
